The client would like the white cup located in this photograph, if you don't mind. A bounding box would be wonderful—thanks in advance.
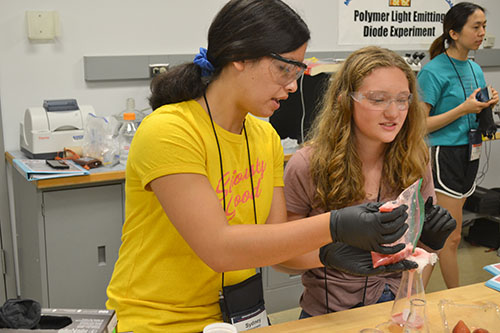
[203,322,238,333]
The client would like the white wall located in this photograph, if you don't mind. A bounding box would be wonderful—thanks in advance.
[0,0,227,152]
[1,0,500,186]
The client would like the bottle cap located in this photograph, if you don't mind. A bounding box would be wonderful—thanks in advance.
[123,112,136,120]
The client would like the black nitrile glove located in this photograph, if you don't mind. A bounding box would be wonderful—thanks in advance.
[329,202,408,255]
[419,197,457,250]
[319,242,418,277]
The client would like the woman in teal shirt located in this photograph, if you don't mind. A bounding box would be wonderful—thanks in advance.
[417,2,498,289]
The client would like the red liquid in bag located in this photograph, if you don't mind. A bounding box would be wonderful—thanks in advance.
[371,243,413,268]
[379,201,399,212]
[371,201,414,268]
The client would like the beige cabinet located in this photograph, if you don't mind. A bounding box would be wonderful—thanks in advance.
[12,168,123,308]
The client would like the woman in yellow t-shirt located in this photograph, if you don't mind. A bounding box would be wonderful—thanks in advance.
[106,1,415,332]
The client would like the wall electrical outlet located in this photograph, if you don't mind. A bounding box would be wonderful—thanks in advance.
[493,102,500,115]
[483,34,495,48]
[494,103,500,126]
[149,64,169,78]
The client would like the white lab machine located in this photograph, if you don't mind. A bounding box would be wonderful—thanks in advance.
[20,99,95,159]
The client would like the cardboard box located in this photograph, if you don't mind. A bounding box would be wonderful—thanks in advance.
[0,308,116,333]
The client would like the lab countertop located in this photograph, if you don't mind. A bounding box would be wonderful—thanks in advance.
[6,131,494,190]
[5,151,125,189]
[6,150,292,190]
[253,282,499,332]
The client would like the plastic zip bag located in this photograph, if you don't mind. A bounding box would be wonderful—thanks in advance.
[82,113,119,166]
[371,179,425,268]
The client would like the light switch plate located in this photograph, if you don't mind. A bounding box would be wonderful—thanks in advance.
[26,11,60,40]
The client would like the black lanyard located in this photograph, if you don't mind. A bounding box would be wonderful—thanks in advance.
[445,50,480,130]
[324,185,382,313]
[203,93,258,289]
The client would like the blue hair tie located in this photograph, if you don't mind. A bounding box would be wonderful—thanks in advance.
[193,47,215,77]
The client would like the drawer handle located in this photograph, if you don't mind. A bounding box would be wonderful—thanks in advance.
[98,246,106,266]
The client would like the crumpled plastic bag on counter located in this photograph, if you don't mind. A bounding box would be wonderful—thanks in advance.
[82,113,119,166]
[281,137,299,155]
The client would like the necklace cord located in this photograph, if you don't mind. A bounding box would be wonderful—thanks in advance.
[323,182,382,312]
[445,50,480,130]
[203,93,258,290]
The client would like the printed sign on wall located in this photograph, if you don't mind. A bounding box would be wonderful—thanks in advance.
[339,0,453,45]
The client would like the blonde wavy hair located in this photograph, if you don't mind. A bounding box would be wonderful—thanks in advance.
[306,46,429,210]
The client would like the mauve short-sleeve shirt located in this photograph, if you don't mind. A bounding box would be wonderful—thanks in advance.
[283,146,436,315]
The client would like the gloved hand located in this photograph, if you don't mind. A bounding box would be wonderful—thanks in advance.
[329,202,408,255]
[319,242,418,277]
[419,197,457,250]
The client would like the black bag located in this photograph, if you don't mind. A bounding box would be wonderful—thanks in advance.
[219,272,269,330]
[476,105,497,139]
[475,87,497,139]
[465,218,500,249]
[0,299,41,329]
[464,186,500,216]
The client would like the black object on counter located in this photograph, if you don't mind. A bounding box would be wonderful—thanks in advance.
[0,298,41,329]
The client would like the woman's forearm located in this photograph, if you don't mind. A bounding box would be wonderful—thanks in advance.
[427,104,466,133]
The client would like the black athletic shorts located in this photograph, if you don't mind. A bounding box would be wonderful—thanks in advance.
[431,145,479,199]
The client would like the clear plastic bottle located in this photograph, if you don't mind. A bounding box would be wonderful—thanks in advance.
[113,98,145,136]
[125,97,145,126]
[118,112,137,166]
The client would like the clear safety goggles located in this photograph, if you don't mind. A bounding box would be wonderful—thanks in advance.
[350,91,412,111]
[269,52,307,86]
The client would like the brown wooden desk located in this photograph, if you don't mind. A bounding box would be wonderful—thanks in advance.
[254,283,499,333]
[5,151,125,189]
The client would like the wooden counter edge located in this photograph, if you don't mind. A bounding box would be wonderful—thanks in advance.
[36,170,126,189]
[5,152,125,189]
[5,151,14,165]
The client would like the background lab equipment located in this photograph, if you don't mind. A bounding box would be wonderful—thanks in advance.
[20,99,94,159]
[270,73,330,144]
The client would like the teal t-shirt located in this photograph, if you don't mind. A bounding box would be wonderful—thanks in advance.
[417,53,486,146]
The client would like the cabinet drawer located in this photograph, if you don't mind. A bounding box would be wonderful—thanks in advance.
[43,184,123,308]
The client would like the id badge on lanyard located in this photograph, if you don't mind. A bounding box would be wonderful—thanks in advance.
[468,129,482,161]
[219,272,269,331]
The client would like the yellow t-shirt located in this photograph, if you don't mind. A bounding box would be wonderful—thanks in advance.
[106,100,284,332]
